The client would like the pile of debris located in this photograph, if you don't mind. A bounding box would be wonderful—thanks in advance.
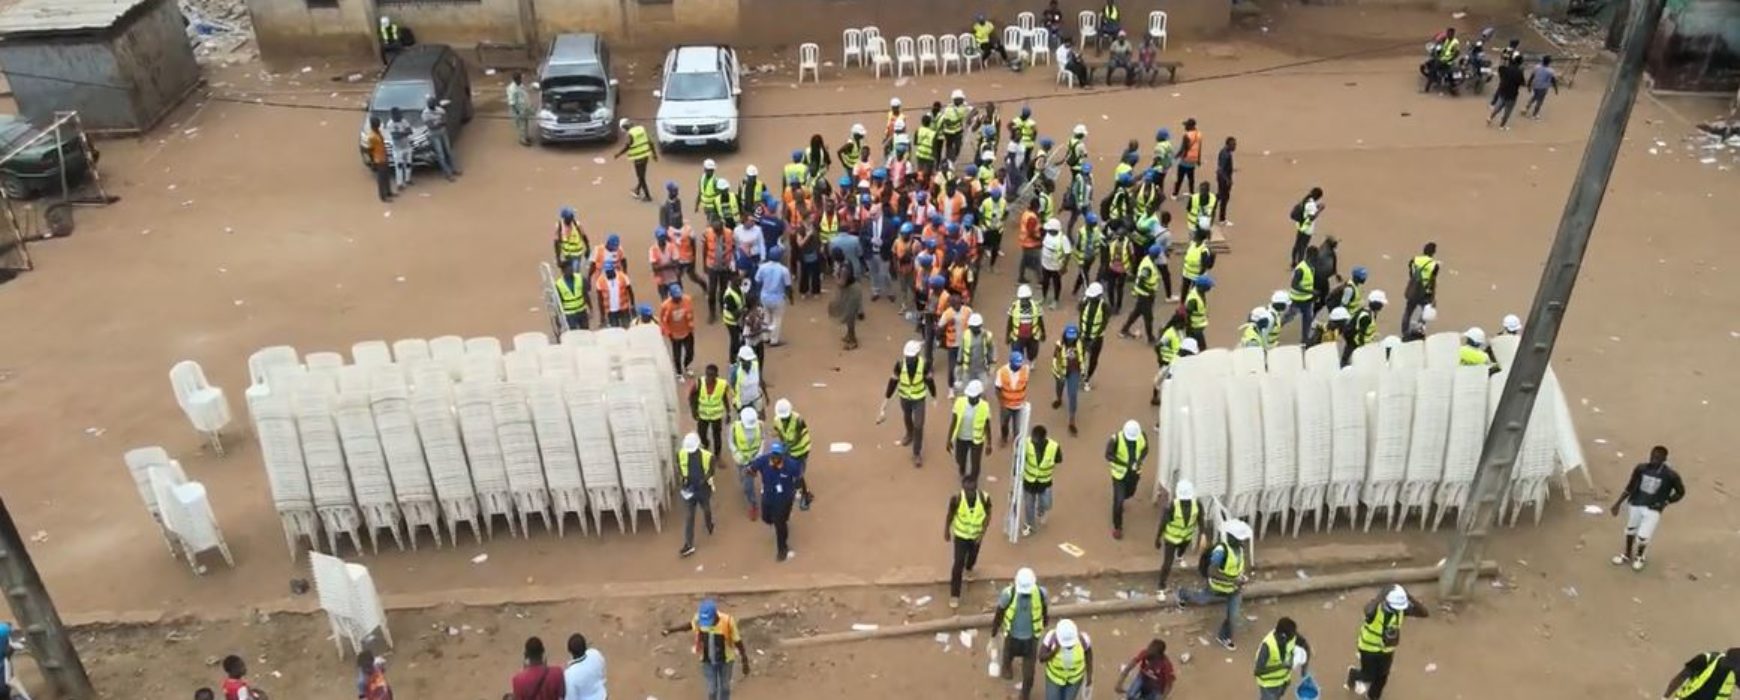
[1528,14,1607,54]
[180,0,257,65]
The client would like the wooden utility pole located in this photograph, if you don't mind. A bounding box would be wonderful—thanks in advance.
[1440,0,1667,600]
[0,499,94,698]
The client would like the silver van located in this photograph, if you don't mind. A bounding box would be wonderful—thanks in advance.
[536,33,619,143]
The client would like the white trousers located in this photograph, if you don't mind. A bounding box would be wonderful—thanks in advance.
[1625,505,1662,540]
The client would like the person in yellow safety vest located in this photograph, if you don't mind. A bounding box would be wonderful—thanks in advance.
[1065,124,1089,178]
[696,158,720,219]
[1118,242,1163,343]
[1316,306,1351,347]
[553,259,591,331]
[1183,274,1213,347]
[1105,420,1148,540]
[1459,327,1501,375]
[553,206,590,270]
[782,149,808,194]
[1342,289,1385,367]
[739,166,767,212]
[1070,214,1105,299]
[943,474,992,609]
[957,313,996,396]
[1187,181,1218,235]
[729,344,764,415]
[1018,424,1063,535]
[838,124,867,170]
[940,90,970,164]
[1179,227,1213,297]
[675,432,716,558]
[1238,308,1273,350]
[708,178,740,227]
[1135,168,1164,218]
[880,340,936,467]
[914,114,940,173]
[1099,0,1123,36]
[772,398,813,509]
[883,97,904,158]
[1253,617,1312,699]
[377,16,405,65]
[1050,325,1086,435]
[1662,648,1740,700]
[613,118,658,202]
[1329,265,1366,317]
[1345,585,1430,700]
[1289,187,1325,267]
[1403,241,1439,335]
[1007,284,1047,366]
[1279,251,1318,344]
[1077,283,1110,389]
[688,363,731,454]
[1153,479,1205,590]
[730,407,765,521]
[1105,171,1136,228]
[991,567,1050,700]
[1262,291,1289,347]
[1150,128,1176,191]
[973,14,1017,67]
[1177,518,1253,649]
[947,380,994,480]
[1149,316,1187,406]
[1040,619,1095,700]
[691,598,751,695]
[937,295,976,390]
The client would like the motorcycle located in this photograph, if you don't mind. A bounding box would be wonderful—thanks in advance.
[1419,27,1495,97]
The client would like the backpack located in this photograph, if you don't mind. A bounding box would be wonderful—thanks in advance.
[1289,201,1306,223]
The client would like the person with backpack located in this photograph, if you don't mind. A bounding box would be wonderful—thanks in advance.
[509,637,565,700]
[1289,188,1325,268]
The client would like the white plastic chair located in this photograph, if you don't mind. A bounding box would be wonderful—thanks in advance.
[392,338,431,365]
[1004,26,1025,57]
[170,360,232,455]
[798,42,821,83]
[513,331,551,353]
[894,36,918,78]
[959,33,983,72]
[429,335,466,379]
[1017,11,1036,32]
[306,351,344,370]
[842,28,865,67]
[1149,10,1169,51]
[1057,61,1076,87]
[916,34,939,75]
[351,340,392,368]
[862,26,881,43]
[1029,28,1052,64]
[466,336,503,357]
[247,346,299,388]
[123,447,180,555]
[1079,10,1099,49]
[936,34,961,75]
[867,36,893,78]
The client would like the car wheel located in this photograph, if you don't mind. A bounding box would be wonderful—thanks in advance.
[0,174,31,200]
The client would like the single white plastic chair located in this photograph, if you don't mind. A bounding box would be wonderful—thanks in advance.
[938,34,962,74]
[798,42,821,83]
[1029,28,1052,64]
[428,335,466,379]
[894,36,918,78]
[1017,11,1036,32]
[1004,26,1025,58]
[512,331,551,353]
[391,338,431,365]
[1057,60,1076,87]
[465,336,503,357]
[916,34,939,75]
[959,33,984,72]
[842,28,865,67]
[868,36,893,78]
[170,360,232,455]
[247,346,299,388]
[351,340,392,368]
[862,26,880,43]
[1149,10,1169,51]
[1079,10,1099,49]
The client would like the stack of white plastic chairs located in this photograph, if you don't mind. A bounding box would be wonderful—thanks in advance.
[140,456,235,574]
[608,381,667,533]
[1158,348,1232,508]
[410,363,482,543]
[494,378,553,535]
[1362,364,1415,531]
[245,382,320,558]
[566,344,627,533]
[122,446,185,555]
[169,360,233,455]
[369,368,440,548]
[295,384,365,553]
[1489,334,1591,524]
[456,379,516,538]
[309,552,393,659]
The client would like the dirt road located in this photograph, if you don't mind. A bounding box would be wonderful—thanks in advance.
[0,5,1736,698]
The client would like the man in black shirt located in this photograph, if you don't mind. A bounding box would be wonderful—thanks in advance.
[1661,648,1740,700]
[1608,444,1685,571]
[1486,57,1526,129]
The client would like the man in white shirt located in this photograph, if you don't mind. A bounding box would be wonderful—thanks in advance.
[564,633,607,700]
[734,219,765,267]
[1038,218,1074,310]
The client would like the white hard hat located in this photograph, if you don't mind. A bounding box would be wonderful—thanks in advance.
[1222,519,1253,541]
[968,313,984,327]
[1122,420,1141,440]
[1385,585,1411,611]
[1367,289,1388,306]
[1044,218,1062,232]
[745,165,759,177]
[1502,314,1522,333]
[1270,290,1290,308]
[1175,480,1196,501]
[894,118,907,132]
[851,123,867,136]
[717,177,733,189]
[738,345,756,361]
[1072,124,1087,136]
[1180,338,1200,354]
[965,380,984,398]
[857,179,871,190]
[1249,307,1268,323]
[1085,282,1104,298]
[1055,619,1080,646]
[380,16,390,26]
[1420,304,1438,322]
[1015,567,1038,594]
[1464,327,1487,346]
[890,97,902,107]
[682,432,702,452]
[1017,284,1033,299]
[980,150,994,162]
[774,398,793,418]
[951,89,965,100]
[703,158,718,170]
[904,340,922,357]
[1329,306,1351,322]
[618,118,631,129]
[739,407,758,427]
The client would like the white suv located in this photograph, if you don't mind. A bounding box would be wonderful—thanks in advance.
[653,45,741,150]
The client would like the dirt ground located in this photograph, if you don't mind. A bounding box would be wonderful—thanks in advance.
[1,4,1738,699]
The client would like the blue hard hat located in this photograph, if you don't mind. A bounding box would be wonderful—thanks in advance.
[697,599,719,626]
[916,191,928,201]
[963,214,977,226]
[981,125,995,136]
[946,222,960,235]
[1352,266,1369,282]
[669,284,683,299]
[965,164,979,176]
[1021,106,1032,118]
[770,441,787,456]
[1158,128,1171,140]
[1081,163,1093,174]
[768,246,785,260]
[1085,213,1100,225]
[859,193,872,204]
[1063,324,1079,339]
[839,175,852,188]
[916,253,934,265]
[603,259,617,272]
[976,13,986,21]
[1118,172,1133,184]
[665,181,679,192]
[637,303,653,316]
[873,167,889,179]
[1144,168,1160,183]
[1148,242,1163,256]
[1040,137,1054,148]
[1010,351,1025,367]
[900,222,915,234]
[990,187,1003,197]
[1124,150,1139,163]
[929,212,944,224]
[922,238,938,249]
[791,149,803,161]
[654,226,668,239]
[929,275,946,288]
[559,206,575,219]
[1196,275,1215,290]
[606,234,620,248]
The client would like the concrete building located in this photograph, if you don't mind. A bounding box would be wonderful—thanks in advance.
[0,0,203,134]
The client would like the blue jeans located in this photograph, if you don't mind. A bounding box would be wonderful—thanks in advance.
[429,131,457,176]
[1044,679,1082,700]
[1258,683,1288,700]
[1023,486,1053,529]
[1178,586,1241,643]
[1282,299,1315,344]
[1054,373,1081,420]
[702,661,733,700]
[1126,681,1163,700]
[738,465,758,511]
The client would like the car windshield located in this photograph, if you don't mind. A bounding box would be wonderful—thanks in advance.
[664,72,728,101]
[0,122,37,151]
[371,81,433,111]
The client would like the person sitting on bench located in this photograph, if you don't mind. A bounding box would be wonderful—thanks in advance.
[1132,35,1161,86]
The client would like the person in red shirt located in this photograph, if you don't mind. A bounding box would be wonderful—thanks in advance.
[220,655,268,700]
[658,285,697,376]
[1113,638,1176,700]
[510,637,565,700]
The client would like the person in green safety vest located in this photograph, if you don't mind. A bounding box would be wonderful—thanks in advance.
[991,567,1050,700]
[1019,424,1063,535]
[730,407,765,521]
[1104,420,1147,540]
[1177,518,1253,649]
[1661,648,1740,700]
[941,90,970,164]
[613,117,658,202]
[1252,617,1312,699]
[1342,289,1385,367]
[943,474,992,609]
[675,432,716,558]
[1458,327,1501,375]
[696,158,720,220]
[1153,479,1205,591]
[553,258,590,332]
[377,16,407,65]
[1280,246,1319,344]
[1402,241,1439,336]
[1040,619,1095,700]
[1345,585,1430,700]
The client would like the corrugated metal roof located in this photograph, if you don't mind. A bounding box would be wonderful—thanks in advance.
[0,0,151,36]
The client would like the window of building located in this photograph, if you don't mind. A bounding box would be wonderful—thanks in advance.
[305,0,338,8]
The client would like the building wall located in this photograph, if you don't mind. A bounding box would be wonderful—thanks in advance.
[247,0,376,61]
[111,0,204,131]
[0,39,129,130]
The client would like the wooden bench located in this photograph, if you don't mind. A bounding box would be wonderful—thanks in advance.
[1078,59,1184,87]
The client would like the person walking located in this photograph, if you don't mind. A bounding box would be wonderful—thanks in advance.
[937,294,975,390]
[1119,243,1163,342]
[944,474,991,609]
[355,651,393,700]
[728,344,765,418]
[1282,251,1318,344]
[507,72,533,146]
[553,260,591,331]
[1112,639,1175,700]
[659,285,696,376]
[1153,480,1204,592]
[365,117,392,203]
[1660,648,1740,700]
[1008,284,1047,363]
[948,380,993,480]
[1183,275,1213,348]
[1289,188,1325,268]
[1525,55,1560,119]
[1402,242,1439,335]
[992,567,1050,700]
[1020,424,1062,536]
[1148,315,1187,406]
[1487,56,1526,129]
[1171,119,1201,197]
[1105,420,1147,540]
[957,313,996,395]
[385,107,414,192]
[218,654,269,700]
[594,260,635,328]
[1039,219,1073,309]
[1179,227,1212,299]
[772,399,814,506]
[676,432,716,558]
[1071,214,1105,299]
[1041,619,1095,700]
[1018,199,1046,284]
[692,599,750,700]
[1077,284,1110,390]
[563,633,607,700]
[995,351,1032,446]
[1049,324,1086,435]
[748,441,802,561]
[1177,519,1253,650]
[689,364,729,453]
[1343,290,1385,366]
[881,340,936,467]
[1253,618,1312,700]
[755,249,794,346]
[730,407,764,521]
[1344,585,1429,700]
[510,637,565,700]
[421,96,459,180]
[1609,444,1686,571]
[614,117,657,202]
[1214,136,1236,226]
